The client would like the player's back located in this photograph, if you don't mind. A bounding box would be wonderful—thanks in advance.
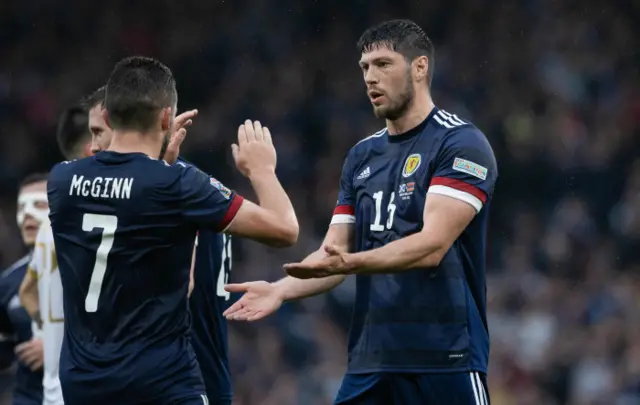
[48,151,238,405]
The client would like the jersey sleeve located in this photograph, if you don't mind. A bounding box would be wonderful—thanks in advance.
[330,149,357,225]
[180,166,244,232]
[427,129,498,213]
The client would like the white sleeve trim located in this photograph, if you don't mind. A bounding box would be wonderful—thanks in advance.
[330,214,356,225]
[428,185,483,213]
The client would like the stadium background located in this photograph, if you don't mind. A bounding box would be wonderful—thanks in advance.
[1,0,639,404]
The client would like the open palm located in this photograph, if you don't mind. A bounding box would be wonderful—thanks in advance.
[223,281,283,321]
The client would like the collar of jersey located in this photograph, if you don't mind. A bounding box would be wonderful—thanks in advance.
[94,151,150,163]
[387,107,438,143]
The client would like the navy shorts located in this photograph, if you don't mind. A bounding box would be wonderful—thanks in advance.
[335,372,490,405]
[12,394,42,405]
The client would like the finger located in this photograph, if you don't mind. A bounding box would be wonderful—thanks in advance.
[224,283,249,293]
[227,307,254,321]
[23,351,38,365]
[324,244,340,255]
[243,309,263,321]
[283,262,317,270]
[237,125,248,145]
[222,300,244,317]
[175,109,198,126]
[253,121,264,141]
[247,311,270,321]
[263,127,273,145]
[182,119,193,128]
[170,128,187,148]
[244,120,256,142]
[15,342,28,355]
[231,144,239,161]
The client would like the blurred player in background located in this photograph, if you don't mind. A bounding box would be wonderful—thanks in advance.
[225,19,497,405]
[20,102,99,405]
[85,86,114,155]
[0,174,48,405]
[47,56,298,405]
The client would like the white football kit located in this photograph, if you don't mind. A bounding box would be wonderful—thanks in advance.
[28,219,65,405]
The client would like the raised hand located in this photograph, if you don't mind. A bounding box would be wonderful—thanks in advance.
[231,120,277,178]
[164,109,198,164]
[222,281,283,321]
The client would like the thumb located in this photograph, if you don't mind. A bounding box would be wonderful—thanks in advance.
[224,283,248,293]
[231,144,239,161]
[324,244,340,255]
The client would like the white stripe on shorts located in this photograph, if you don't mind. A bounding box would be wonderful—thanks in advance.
[200,394,209,405]
[469,372,488,405]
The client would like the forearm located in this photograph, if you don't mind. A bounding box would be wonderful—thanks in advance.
[347,232,444,274]
[19,274,40,322]
[275,249,346,301]
[249,172,297,233]
[20,290,41,327]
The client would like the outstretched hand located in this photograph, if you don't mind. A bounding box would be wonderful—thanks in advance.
[283,244,352,279]
[164,109,198,164]
[223,281,283,321]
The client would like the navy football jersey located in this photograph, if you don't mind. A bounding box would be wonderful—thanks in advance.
[176,159,234,403]
[47,151,243,405]
[190,232,233,404]
[331,108,497,374]
[0,255,43,405]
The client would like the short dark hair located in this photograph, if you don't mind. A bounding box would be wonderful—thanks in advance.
[105,56,177,132]
[56,105,90,160]
[82,85,105,110]
[20,172,49,189]
[358,19,435,86]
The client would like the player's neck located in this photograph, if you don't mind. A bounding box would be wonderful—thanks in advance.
[108,131,163,159]
[386,91,435,135]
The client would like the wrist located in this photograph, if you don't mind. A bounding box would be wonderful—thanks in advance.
[342,253,361,275]
[271,280,289,302]
[248,168,276,182]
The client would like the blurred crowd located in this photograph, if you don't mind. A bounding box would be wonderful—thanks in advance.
[1,0,640,404]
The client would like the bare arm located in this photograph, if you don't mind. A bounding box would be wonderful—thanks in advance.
[19,269,41,328]
[345,194,475,274]
[225,171,298,247]
[274,223,353,301]
[223,223,353,321]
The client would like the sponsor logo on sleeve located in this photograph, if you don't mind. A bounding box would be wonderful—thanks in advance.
[452,158,487,180]
[210,178,232,199]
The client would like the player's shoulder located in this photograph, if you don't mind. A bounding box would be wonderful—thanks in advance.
[50,156,90,178]
[430,109,492,150]
[1,254,30,278]
[346,127,388,159]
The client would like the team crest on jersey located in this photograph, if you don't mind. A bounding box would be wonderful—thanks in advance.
[452,158,487,180]
[210,178,231,199]
[402,154,421,178]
